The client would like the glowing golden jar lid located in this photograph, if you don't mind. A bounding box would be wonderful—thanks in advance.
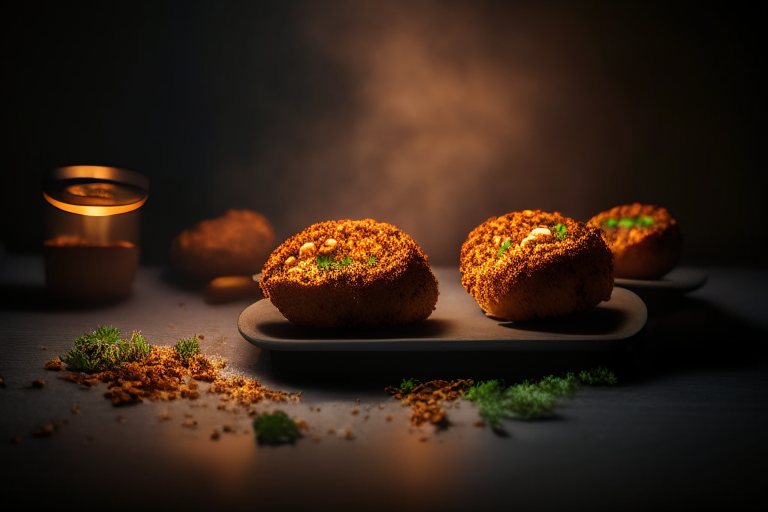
[43,165,149,216]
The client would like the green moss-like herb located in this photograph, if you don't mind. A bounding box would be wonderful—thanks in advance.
[368,257,377,264]
[60,326,151,372]
[400,378,420,394]
[174,336,200,361]
[496,240,513,258]
[605,218,618,228]
[464,367,617,427]
[253,410,301,445]
[578,366,618,386]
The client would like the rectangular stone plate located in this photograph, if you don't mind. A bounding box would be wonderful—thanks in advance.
[238,267,647,352]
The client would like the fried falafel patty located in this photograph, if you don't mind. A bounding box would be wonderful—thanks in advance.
[170,209,276,278]
[460,210,613,322]
[589,203,681,279]
[259,219,438,328]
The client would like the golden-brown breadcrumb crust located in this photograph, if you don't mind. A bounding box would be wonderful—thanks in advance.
[260,219,438,327]
[589,203,682,279]
[170,209,275,277]
[460,210,613,321]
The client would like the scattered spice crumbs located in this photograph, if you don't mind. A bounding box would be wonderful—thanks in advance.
[45,357,63,371]
[71,405,81,414]
[55,337,297,408]
[31,379,45,388]
[385,379,473,427]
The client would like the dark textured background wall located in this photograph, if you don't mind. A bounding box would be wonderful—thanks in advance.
[2,1,763,266]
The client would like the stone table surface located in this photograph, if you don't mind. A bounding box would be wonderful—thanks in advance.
[1,254,767,511]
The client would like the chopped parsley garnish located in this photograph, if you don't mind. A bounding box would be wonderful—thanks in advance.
[604,216,654,229]
[496,240,512,258]
[316,254,353,271]
[253,410,301,445]
[368,257,377,264]
[553,223,567,241]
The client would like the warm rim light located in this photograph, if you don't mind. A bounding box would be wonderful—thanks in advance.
[43,191,147,216]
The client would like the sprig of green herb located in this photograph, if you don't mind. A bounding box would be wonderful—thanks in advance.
[253,410,301,445]
[464,366,617,427]
[552,223,567,241]
[60,326,151,372]
[400,378,420,394]
[174,336,200,361]
[496,240,512,258]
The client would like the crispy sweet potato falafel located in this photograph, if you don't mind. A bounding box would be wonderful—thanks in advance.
[590,203,681,279]
[460,210,613,321]
[260,219,439,328]
[170,209,275,278]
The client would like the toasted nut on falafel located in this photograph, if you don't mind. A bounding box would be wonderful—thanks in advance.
[260,219,438,328]
[460,210,613,321]
[589,203,682,280]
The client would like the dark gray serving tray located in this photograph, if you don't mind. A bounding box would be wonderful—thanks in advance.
[614,266,707,295]
[238,267,647,352]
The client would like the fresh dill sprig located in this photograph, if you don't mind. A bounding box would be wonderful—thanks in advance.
[253,410,301,445]
[174,336,200,361]
[496,240,512,258]
[60,326,151,372]
[400,378,420,394]
[464,367,617,427]
[553,223,567,241]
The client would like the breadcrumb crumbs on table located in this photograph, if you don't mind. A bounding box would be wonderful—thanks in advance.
[385,379,473,427]
[117,416,127,424]
[31,379,45,388]
[210,430,220,440]
[45,357,63,371]
[57,345,296,408]
[39,345,47,350]
[71,405,81,414]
